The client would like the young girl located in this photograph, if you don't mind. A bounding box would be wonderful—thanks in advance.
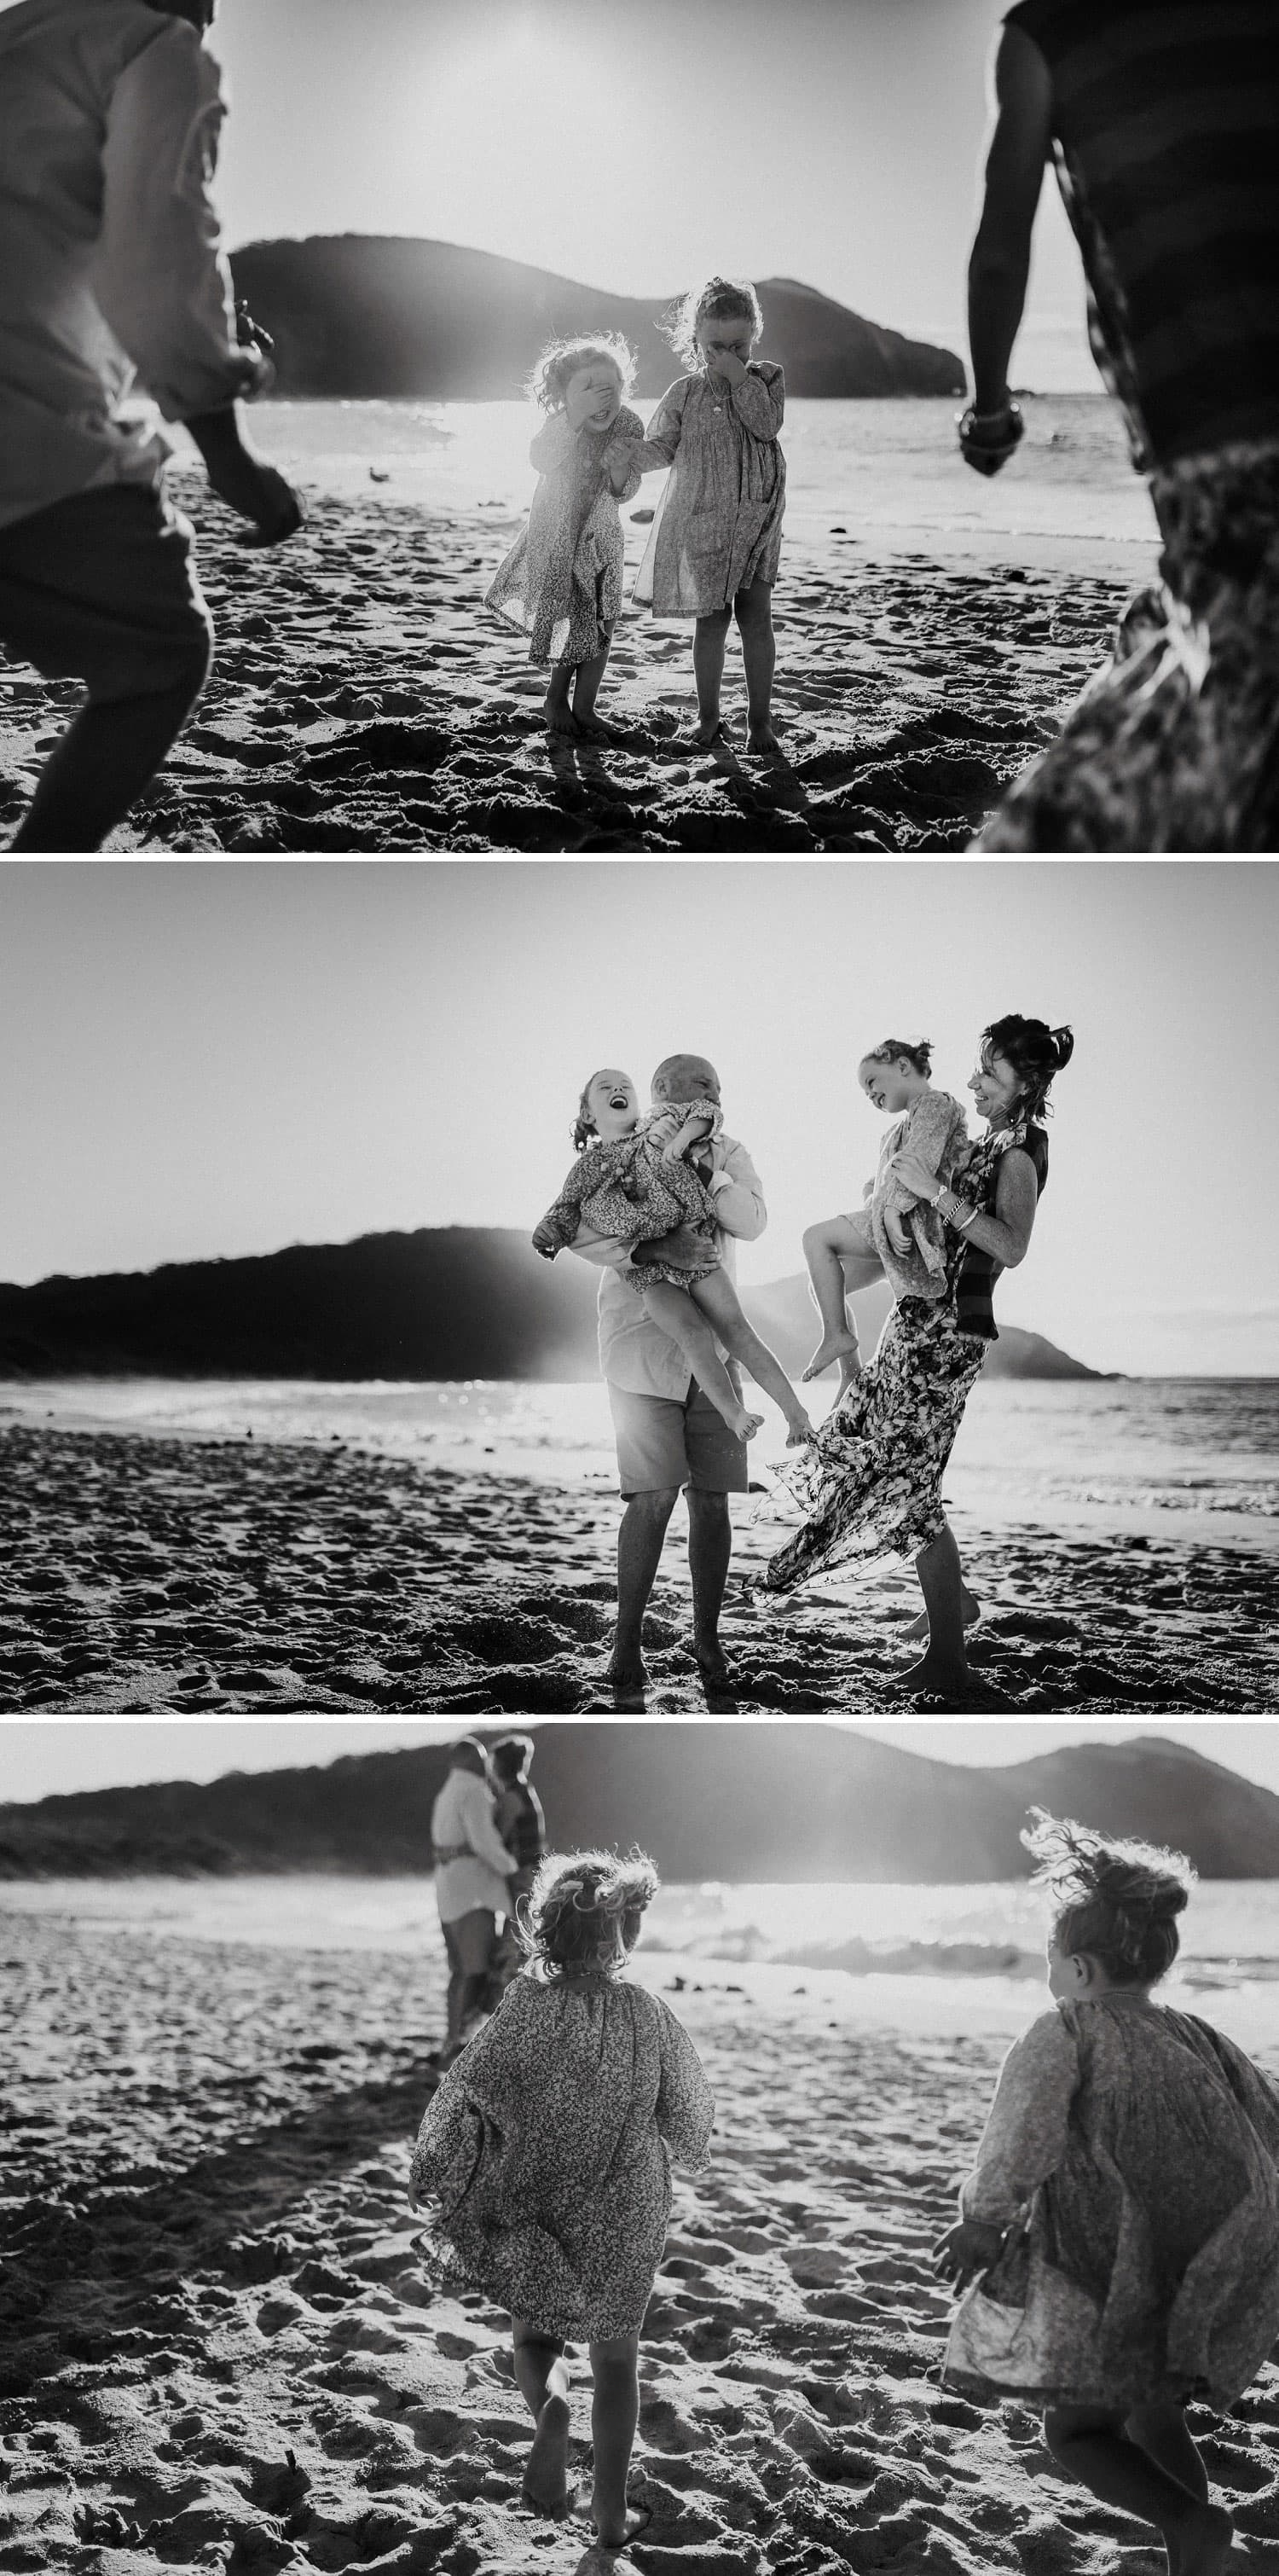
[486,334,645,740]
[532,1065,813,1448]
[801,1039,970,1389]
[409,1848,714,2550]
[937,1813,1279,2576]
[632,277,785,755]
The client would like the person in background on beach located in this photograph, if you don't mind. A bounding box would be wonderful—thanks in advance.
[430,1738,516,2065]
[761,1017,1073,1708]
[961,0,1279,851]
[936,1812,1279,2575]
[0,0,304,853]
[409,1848,713,2549]
[534,1068,813,1451]
[801,1039,970,1392]
[486,335,645,741]
[633,278,786,757]
[564,1053,769,1712]
[489,1733,546,1997]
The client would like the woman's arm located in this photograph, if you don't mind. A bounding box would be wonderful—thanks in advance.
[892,1140,1039,1268]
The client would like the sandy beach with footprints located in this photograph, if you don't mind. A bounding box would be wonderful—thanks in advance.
[2,1420,1276,1716]
[0,475,1132,859]
[4,1902,1277,2576]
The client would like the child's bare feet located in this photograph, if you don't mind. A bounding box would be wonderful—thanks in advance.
[522,2390,572,2518]
[802,1330,861,1383]
[580,2503,653,2552]
[1178,2503,1239,2576]
[784,1413,815,1448]
[746,718,784,757]
[681,717,731,750]
[543,702,579,738]
[726,1405,764,1442]
[574,715,623,744]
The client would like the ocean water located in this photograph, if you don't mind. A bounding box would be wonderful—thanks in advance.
[2,1875,1275,2048]
[223,391,1156,562]
[5,1375,1277,1548]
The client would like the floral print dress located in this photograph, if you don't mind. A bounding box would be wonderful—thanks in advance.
[410,1970,715,2341]
[486,407,644,665]
[633,365,786,615]
[945,1993,1279,2409]
[536,1108,723,1291]
[761,1124,1018,1593]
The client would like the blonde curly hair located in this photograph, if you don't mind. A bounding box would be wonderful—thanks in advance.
[663,276,762,372]
[1025,1808,1194,1987]
[527,334,638,411]
[519,1847,659,1978]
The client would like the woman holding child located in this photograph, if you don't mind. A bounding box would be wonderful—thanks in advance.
[763,1013,1074,1705]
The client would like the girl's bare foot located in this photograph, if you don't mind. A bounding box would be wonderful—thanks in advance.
[580,2503,653,2551]
[544,703,579,738]
[682,717,731,749]
[574,715,623,743]
[802,1330,860,1382]
[522,2390,572,2517]
[900,1651,1016,1710]
[746,718,784,757]
[726,1405,764,1442]
[784,1413,815,1447]
[1178,2503,1239,2576]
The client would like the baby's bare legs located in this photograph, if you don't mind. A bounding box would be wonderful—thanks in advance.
[735,578,779,754]
[588,2330,645,2549]
[688,1267,813,1444]
[691,606,732,742]
[802,1215,881,1388]
[641,1279,762,1443]
[512,2318,572,2516]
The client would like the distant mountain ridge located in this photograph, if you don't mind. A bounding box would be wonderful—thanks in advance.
[0,1227,1102,1383]
[1,1729,1274,1882]
[228,237,966,401]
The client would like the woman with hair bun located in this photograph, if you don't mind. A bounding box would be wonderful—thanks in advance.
[408,1848,713,2550]
[763,1014,1075,1705]
[937,1812,1279,2574]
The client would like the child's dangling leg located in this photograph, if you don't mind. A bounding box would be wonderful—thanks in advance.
[640,1281,763,1444]
[687,1268,813,1446]
[689,606,732,746]
[587,2330,648,2550]
[735,578,781,757]
[801,1215,880,1390]
[512,2318,572,2518]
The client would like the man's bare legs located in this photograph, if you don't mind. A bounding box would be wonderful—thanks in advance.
[683,1268,813,1443]
[10,658,211,852]
[512,2319,572,2517]
[610,1482,736,1703]
[802,1215,881,1389]
[735,577,780,755]
[1044,2405,1235,2576]
[687,1486,733,1691]
[587,2331,645,2548]
[640,1280,762,1442]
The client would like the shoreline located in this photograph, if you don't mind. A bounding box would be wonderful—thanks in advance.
[2,1423,1276,1715]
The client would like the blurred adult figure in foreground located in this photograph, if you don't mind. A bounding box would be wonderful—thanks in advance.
[0,0,304,851]
[430,1739,517,2065]
[962,1,1279,851]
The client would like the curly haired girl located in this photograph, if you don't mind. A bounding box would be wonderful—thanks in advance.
[409,1848,714,2549]
[936,1810,1279,2575]
[631,276,786,754]
[486,333,645,738]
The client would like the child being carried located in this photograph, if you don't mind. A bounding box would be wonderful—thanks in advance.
[534,1066,813,1448]
[802,1038,970,1388]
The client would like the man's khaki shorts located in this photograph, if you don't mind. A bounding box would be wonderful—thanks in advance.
[608,1379,749,1499]
[0,484,212,703]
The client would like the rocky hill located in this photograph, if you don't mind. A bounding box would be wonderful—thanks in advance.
[228,237,966,401]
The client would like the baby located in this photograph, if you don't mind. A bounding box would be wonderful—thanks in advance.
[802,1039,969,1386]
[535,1068,813,1447]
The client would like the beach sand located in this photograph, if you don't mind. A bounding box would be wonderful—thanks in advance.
[0,480,1136,856]
[3,1910,1277,2576]
[2,1423,1275,1715]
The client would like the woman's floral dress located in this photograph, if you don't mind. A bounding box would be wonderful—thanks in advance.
[486,408,644,665]
[410,1970,714,2341]
[761,1125,1020,1593]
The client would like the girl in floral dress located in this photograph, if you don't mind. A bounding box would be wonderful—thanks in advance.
[800,1036,971,1393]
[937,1812,1279,2574]
[633,276,786,754]
[409,1848,713,2550]
[761,1015,1074,1705]
[486,334,644,739]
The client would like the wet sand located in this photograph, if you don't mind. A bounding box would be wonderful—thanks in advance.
[2,1423,1275,1715]
[0,480,1136,855]
[3,1906,1276,2576]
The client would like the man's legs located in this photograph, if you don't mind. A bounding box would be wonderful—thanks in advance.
[12,661,211,850]
[442,1908,496,2049]
[612,1486,680,1701]
[687,1488,732,1685]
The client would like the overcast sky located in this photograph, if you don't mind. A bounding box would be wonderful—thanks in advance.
[3,860,1276,1379]
[211,0,1093,389]
[3,1718,1278,1805]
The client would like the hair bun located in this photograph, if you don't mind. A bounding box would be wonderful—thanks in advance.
[1049,1025,1075,1070]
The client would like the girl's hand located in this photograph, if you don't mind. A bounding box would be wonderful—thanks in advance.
[708,349,749,386]
[661,1108,713,1161]
[890,1149,944,1202]
[933,2219,1006,2286]
[531,1221,561,1259]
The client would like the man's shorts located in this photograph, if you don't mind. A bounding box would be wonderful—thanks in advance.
[608,1378,750,1500]
[0,484,213,703]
